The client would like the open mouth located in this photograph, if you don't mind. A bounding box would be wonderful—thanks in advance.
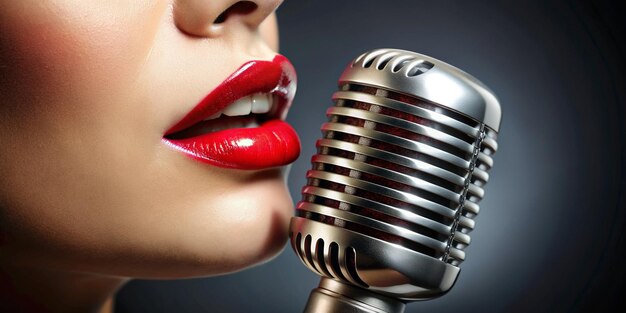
[164,93,276,140]
[161,55,301,170]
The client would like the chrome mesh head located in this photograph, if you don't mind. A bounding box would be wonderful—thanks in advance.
[290,49,501,303]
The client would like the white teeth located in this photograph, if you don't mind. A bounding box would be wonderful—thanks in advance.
[203,111,222,121]
[223,96,252,116]
[205,93,272,120]
[251,94,272,114]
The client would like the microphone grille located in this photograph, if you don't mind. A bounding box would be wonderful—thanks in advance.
[290,48,501,300]
[352,49,435,77]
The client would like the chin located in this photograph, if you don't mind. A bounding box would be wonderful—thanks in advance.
[122,168,295,279]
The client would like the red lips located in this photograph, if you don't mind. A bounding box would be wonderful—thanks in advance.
[162,55,301,170]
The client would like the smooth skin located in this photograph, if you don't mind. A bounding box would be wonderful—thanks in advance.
[0,1,292,312]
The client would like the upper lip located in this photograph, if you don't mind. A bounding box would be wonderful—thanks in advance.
[164,54,297,136]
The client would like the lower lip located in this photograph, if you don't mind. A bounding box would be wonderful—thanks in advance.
[162,120,300,170]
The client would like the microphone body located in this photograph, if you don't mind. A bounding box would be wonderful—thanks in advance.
[289,49,502,313]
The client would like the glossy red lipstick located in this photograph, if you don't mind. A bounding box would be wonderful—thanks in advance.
[162,55,301,170]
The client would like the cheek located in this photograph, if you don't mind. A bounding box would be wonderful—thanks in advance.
[0,2,162,119]
[0,1,166,258]
[0,2,169,175]
[0,1,162,197]
[0,15,76,117]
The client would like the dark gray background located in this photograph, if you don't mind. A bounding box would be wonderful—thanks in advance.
[116,1,625,312]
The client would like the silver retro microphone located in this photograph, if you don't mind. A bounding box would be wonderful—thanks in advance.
[289,48,502,313]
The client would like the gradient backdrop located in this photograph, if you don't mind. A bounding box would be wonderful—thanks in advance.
[116,1,625,312]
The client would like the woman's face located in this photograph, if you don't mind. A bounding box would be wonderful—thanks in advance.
[0,0,299,277]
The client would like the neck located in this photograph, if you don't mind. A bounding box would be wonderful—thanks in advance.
[0,262,128,313]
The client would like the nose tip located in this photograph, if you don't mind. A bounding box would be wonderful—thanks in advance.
[173,0,282,38]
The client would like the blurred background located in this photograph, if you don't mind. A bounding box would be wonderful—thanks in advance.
[116,0,625,312]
